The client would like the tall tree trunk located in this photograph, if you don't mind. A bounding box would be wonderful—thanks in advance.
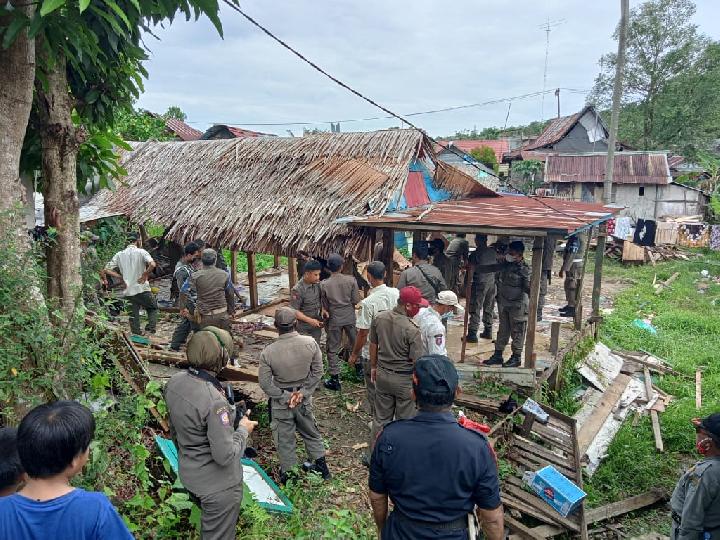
[0,0,36,230]
[35,50,83,318]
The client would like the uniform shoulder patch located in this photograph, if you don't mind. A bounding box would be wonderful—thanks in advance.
[216,406,231,427]
[434,334,444,345]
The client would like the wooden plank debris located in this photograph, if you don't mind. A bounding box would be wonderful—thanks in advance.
[577,374,632,455]
[474,366,536,387]
[644,367,664,452]
[696,369,702,409]
[654,272,680,295]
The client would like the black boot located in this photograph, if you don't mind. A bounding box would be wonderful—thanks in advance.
[464,332,478,343]
[483,351,504,366]
[323,375,342,391]
[561,306,576,318]
[310,456,332,480]
[279,469,299,485]
[558,305,570,313]
[503,354,521,368]
[537,311,543,322]
[479,326,492,339]
[354,362,364,378]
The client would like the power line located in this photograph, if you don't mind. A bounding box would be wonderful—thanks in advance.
[221,0,587,225]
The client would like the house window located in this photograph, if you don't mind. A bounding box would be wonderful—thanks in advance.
[639,186,645,196]
[611,184,618,203]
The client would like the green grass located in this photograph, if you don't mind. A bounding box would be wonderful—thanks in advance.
[578,250,720,506]
[222,250,288,273]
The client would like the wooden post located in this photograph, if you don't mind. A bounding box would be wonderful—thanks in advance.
[592,225,607,318]
[574,229,593,331]
[273,254,281,269]
[412,230,424,251]
[230,251,238,285]
[696,369,702,409]
[138,223,149,246]
[644,367,664,452]
[550,321,561,355]
[381,228,395,286]
[524,237,544,369]
[247,252,258,309]
[460,263,474,364]
[288,256,297,290]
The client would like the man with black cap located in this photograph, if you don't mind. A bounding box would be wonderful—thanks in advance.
[320,253,360,391]
[397,243,447,304]
[670,413,720,540]
[369,355,504,540]
[169,241,202,351]
[101,231,158,335]
[258,307,331,485]
[466,234,499,342]
[289,258,324,344]
[369,286,425,449]
[445,233,469,294]
[429,238,450,283]
[165,327,257,540]
[180,248,235,332]
[472,240,530,368]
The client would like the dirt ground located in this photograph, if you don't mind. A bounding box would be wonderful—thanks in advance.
[129,252,634,514]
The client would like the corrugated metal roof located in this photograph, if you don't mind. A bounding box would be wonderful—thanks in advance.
[545,152,671,185]
[348,195,615,236]
[227,126,274,138]
[436,139,509,162]
[164,118,202,141]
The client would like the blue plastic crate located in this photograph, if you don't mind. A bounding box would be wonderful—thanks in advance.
[524,465,586,517]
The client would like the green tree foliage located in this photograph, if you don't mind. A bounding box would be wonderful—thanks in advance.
[590,0,720,157]
[511,159,544,194]
[163,105,186,121]
[114,107,177,142]
[469,145,499,173]
[438,120,550,141]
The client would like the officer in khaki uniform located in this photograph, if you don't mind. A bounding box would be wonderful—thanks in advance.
[289,259,323,343]
[258,307,331,484]
[444,234,469,294]
[164,327,257,540]
[321,253,360,391]
[559,234,584,318]
[179,249,235,332]
[474,240,530,368]
[397,243,447,303]
[466,234,498,342]
[537,235,559,322]
[670,413,720,540]
[369,286,424,449]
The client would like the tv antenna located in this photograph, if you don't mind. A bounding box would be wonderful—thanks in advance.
[539,17,566,121]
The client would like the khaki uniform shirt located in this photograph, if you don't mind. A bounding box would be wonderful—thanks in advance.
[258,331,323,407]
[370,305,423,372]
[470,245,497,283]
[290,280,322,334]
[164,371,248,497]
[356,284,400,358]
[397,263,447,303]
[445,237,469,260]
[561,235,585,273]
[321,273,360,326]
[670,457,720,540]
[181,265,233,315]
[476,261,530,315]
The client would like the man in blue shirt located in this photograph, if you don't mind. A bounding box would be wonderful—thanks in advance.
[0,401,133,539]
[369,355,504,540]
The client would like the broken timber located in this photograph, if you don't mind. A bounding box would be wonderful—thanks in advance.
[644,367,664,452]
[576,374,631,455]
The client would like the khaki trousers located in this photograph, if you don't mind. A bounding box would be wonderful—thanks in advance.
[326,323,357,375]
[198,483,242,540]
[564,264,583,307]
[468,276,495,334]
[271,397,325,473]
[370,367,416,450]
[495,305,527,356]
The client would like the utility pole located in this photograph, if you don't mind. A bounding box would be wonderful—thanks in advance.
[604,0,629,204]
[555,88,560,118]
[539,18,565,121]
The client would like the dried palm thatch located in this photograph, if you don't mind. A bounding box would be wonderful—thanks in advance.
[92,129,494,257]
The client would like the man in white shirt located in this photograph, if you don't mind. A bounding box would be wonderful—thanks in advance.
[415,290,463,357]
[101,232,158,335]
[348,261,399,451]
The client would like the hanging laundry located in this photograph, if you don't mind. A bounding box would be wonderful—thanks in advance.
[633,219,657,246]
[606,218,616,236]
[710,225,720,251]
[613,216,632,241]
[678,223,709,248]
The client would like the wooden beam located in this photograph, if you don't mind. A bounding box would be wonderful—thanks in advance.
[504,514,547,540]
[592,226,606,317]
[574,229,593,331]
[247,252,259,310]
[460,263,474,363]
[524,237,544,368]
[381,228,395,286]
[696,369,702,409]
[569,415,589,540]
[577,374,631,454]
[550,321,561,355]
[655,272,680,295]
[412,230,424,248]
[287,256,297,290]
[230,251,238,285]
[273,254,281,268]
[644,367,664,452]
[349,221,550,237]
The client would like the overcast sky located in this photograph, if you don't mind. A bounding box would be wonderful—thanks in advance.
[136,0,720,138]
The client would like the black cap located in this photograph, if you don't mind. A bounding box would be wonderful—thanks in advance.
[127,232,139,243]
[509,240,525,253]
[303,259,322,272]
[697,413,720,443]
[413,355,458,394]
[327,253,344,272]
[413,242,429,260]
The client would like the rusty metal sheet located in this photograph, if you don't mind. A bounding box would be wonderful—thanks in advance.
[546,152,671,185]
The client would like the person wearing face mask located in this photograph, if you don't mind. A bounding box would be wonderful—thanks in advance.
[465,234,499,343]
[415,290,463,357]
[670,413,720,540]
[472,240,530,368]
[368,286,425,453]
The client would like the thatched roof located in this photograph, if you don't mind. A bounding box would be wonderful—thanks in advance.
[92,129,493,257]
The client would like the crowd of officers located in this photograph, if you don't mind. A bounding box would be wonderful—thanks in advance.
[99,230,598,540]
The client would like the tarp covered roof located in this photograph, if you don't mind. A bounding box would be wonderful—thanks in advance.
[90,130,494,257]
